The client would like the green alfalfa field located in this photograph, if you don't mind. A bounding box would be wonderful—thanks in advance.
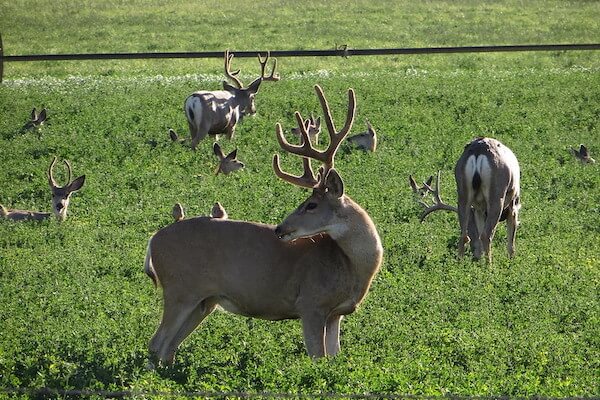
[0,0,598,398]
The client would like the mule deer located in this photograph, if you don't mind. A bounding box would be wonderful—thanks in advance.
[184,50,279,149]
[1,157,85,222]
[22,107,47,131]
[409,137,520,262]
[291,114,321,144]
[145,84,383,364]
[571,144,595,164]
[213,142,244,175]
[347,119,377,152]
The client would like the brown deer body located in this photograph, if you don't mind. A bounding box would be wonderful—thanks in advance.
[184,50,279,149]
[145,85,383,364]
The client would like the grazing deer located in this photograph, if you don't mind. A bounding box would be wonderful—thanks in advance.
[210,202,228,219]
[291,114,321,144]
[347,119,377,152]
[22,107,48,131]
[1,157,85,222]
[571,144,595,164]
[410,137,520,262]
[184,50,279,150]
[145,85,383,364]
[213,142,244,175]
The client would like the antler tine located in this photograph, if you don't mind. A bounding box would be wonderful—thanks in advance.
[412,170,458,221]
[257,51,280,81]
[63,159,72,184]
[314,85,356,168]
[224,49,244,88]
[275,113,324,161]
[48,156,58,188]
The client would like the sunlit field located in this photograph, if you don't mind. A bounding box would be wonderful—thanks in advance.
[0,1,598,398]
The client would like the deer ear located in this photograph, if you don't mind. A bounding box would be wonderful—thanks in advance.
[223,81,237,93]
[68,175,86,193]
[325,169,344,198]
[213,142,224,158]
[247,78,262,94]
[226,149,238,160]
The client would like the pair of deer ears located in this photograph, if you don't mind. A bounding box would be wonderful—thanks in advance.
[222,78,262,94]
[213,142,237,160]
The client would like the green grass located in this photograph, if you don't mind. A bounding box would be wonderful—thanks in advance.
[0,1,599,398]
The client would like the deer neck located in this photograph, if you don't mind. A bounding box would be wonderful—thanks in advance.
[329,196,383,281]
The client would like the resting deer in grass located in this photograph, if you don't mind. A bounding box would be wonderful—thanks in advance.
[145,84,383,365]
[22,107,48,131]
[1,157,85,222]
[292,114,321,144]
[410,137,520,262]
[571,144,595,164]
[184,50,280,150]
[347,119,377,152]
[213,142,244,175]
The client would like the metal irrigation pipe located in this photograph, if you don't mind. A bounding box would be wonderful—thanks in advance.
[1,39,599,81]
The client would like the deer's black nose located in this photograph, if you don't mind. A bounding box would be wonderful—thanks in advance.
[56,203,64,211]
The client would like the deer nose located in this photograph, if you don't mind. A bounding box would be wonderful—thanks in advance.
[56,203,64,211]
[274,225,282,236]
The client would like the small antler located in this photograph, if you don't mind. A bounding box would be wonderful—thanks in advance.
[257,51,280,82]
[273,85,355,189]
[409,170,457,221]
[48,156,73,188]
[224,49,244,88]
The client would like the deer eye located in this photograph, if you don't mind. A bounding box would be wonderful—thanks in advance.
[305,202,318,211]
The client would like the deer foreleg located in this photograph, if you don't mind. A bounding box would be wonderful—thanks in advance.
[301,312,327,358]
[325,315,343,356]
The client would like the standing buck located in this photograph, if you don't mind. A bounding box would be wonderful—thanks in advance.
[410,137,520,262]
[184,50,279,149]
[1,157,85,222]
[145,85,383,364]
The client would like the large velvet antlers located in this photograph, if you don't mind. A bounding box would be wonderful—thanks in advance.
[273,85,356,189]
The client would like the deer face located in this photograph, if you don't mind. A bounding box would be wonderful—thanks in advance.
[50,177,85,221]
[223,78,261,116]
[275,170,345,242]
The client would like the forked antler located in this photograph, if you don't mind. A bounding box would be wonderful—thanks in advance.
[224,49,244,88]
[224,50,280,88]
[273,85,356,189]
[409,170,457,221]
[48,156,73,188]
[258,51,280,82]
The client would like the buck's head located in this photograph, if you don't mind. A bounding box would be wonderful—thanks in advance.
[47,157,85,221]
[273,85,355,242]
[222,50,279,117]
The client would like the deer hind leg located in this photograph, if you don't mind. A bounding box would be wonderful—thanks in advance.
[150,296,216,365]
[325,315,343,356]
[505,203,519,258]
[457,200,472,259]
[301,312,327,358]
[480,199,504,263]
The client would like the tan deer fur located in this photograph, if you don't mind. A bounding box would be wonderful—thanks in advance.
[347,119,377,152]
[213,143,244,175]
[145,85,383,365]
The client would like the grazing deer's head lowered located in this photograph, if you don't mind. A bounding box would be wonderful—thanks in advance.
[145,84,382,365]
[184,50,279,149]
[410,137,520,262]
[1,157,85,222]
[213,142,244,175]
[571,144,595,164]
[347,119,377,152]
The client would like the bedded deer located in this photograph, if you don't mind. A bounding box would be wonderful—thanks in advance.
[347,119,377,152]
[145,85,383,364]
[1,157,85,222]
[22,107,48,131]
[291,114,321,144]
[213,142,244,175]
[184,50,279,150]
[409,137,520,262]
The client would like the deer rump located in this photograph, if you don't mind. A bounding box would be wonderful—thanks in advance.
[145,217,355,321]
[185,91,240,136]
[457,138,520,222]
